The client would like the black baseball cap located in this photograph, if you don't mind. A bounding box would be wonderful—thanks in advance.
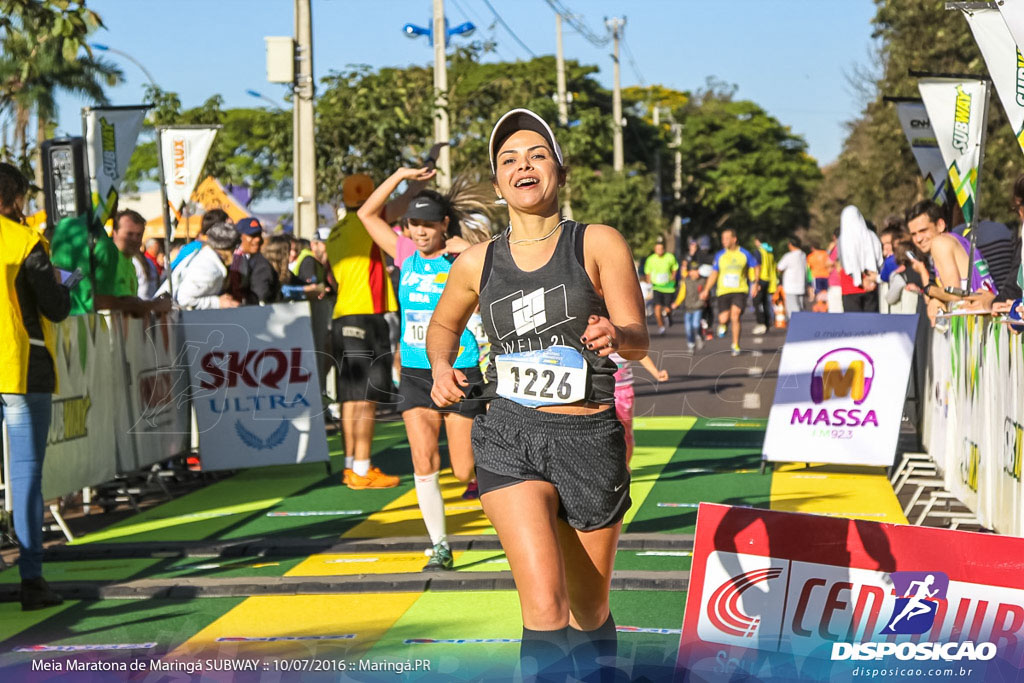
[404,194,446,223]
[488,108,563,175]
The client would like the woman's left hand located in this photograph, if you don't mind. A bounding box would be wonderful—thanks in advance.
[580,315,620,357]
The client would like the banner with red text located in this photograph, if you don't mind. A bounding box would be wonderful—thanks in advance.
[675,503,1024,682]
[181,303,329,470]
[762,313,918,467]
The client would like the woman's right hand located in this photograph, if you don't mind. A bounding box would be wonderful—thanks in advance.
[431,365,468,407]
[396,166,436,183]
[219,294,239,309]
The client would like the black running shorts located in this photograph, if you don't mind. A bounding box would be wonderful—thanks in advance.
[397,366,487,417]
[332,314,395,403]
[717,292,747,312]
[651,290,675,308]
[471,398,631,531]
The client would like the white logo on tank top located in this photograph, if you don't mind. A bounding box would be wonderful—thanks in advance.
[492,285,574,340]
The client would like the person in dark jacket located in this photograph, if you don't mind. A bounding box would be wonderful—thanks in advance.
[228,217,278,304]
[0,163,71,610]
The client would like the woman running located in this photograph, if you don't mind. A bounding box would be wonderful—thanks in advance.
[427,109,648,681]
[357,168,490,571]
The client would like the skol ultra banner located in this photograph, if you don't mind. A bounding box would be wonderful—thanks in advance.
[83,105,148,225]
[761,312,918,467]
[158,127,218,216]
[181,302,329,471]
[962,6,1024,154]
[918,78,989,225]
[675,503,1024,683]
[895,101,948,204]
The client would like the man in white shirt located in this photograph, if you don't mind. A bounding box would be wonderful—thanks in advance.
[776,236,808,319]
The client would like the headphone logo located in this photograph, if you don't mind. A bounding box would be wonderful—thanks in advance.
[810,347,874,405]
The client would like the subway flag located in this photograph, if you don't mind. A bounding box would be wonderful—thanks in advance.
[961,6,1024,155]
[918,77,989,225]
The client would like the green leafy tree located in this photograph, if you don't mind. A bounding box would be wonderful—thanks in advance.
[570,164,665,252]
[669,83,821,245]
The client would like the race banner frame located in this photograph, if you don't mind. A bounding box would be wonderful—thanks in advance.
[181,302,330,471]
[762,312,918,468]
[676,503,1024,682]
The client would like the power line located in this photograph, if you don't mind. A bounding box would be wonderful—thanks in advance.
[480,0,537,58]
[621,33,646,87]
[543,0,609,47]
[450,0,514,62]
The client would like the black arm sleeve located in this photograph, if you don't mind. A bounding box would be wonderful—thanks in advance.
[24,243,71,323]
[997,235,1022,302]
[249,256,279,304]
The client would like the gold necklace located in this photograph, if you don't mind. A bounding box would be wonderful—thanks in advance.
[506,218,568,245]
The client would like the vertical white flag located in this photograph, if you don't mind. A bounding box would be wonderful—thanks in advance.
[962,6,1024,154]
[895,101,948,204]
[998,0,1024,58]
[159,127,218,213]
[83,105,148,224]
[918,78,989,225]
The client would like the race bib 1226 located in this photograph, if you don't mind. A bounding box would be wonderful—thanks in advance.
[495,345,588,407]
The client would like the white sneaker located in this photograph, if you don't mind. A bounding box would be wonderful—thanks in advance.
[752,324,768,335]
[687,342,696,352]
[658,326,666,335]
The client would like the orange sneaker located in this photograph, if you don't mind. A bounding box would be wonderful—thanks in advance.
[344,466,400,490]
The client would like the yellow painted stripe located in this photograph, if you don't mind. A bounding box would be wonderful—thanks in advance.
[622,416,696,527]
[770,463,908,524]
[167,594,420,659]
[343,472,493,538]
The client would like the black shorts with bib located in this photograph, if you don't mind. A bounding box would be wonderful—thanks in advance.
[472,398,631,531]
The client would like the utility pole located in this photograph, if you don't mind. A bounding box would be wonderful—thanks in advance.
[672,121,682,236]
[555,13,569,126]
[293,0,317,239]
[433,0,451,191]
[606,17,625,172]
[555,12,572,219]
[652,105,662,207]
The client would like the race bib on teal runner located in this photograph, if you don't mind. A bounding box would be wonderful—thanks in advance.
[404,310,430,348]
[495,345,588,407]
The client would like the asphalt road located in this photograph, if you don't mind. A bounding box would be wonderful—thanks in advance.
[633,312,784,420]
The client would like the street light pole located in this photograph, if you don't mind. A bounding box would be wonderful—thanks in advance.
[293,0,317,240]
[90,43,158,88]
[605,17,625,172]
[433,0,451,191]
[555,14,569,127]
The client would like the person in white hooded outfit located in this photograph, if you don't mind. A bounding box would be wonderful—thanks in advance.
[164,222,241,310]
[836,205,883,312]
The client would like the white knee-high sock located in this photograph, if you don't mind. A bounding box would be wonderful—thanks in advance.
[414,471,447,546]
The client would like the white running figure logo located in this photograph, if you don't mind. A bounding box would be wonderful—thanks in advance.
[887,574,939,629]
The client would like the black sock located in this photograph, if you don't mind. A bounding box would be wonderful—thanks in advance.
[520,626,572,682]
[567,613,619,682]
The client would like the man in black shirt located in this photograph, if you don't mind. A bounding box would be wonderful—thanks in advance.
[229,217,278,304]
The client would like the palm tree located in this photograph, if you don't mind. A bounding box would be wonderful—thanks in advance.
[0,31,122,185]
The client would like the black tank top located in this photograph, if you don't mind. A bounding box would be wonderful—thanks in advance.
[478,220,616,406]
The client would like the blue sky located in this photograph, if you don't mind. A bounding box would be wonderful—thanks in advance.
[54,0,878,169]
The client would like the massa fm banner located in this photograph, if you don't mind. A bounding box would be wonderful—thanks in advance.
[83,105,148,226]
[181,302,329,471]
[918,77,989,226]
[761,312,917,468]
[674,503,1024,683]
[961,5,1024,155]
[894,101,948,205]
